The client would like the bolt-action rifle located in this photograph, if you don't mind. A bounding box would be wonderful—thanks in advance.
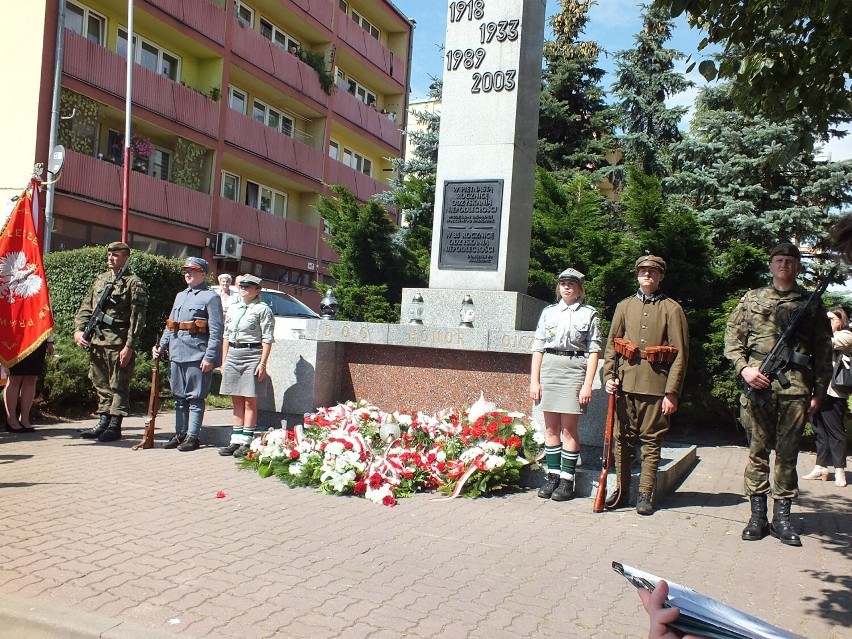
[81,260,129,349]
[133,355,160,451]
[744,266,837,404]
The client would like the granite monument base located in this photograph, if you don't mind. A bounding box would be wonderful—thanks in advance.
[401,287,547,331]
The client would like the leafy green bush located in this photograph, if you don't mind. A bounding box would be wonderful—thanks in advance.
[42,247,186,414]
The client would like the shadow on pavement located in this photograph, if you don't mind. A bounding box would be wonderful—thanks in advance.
[0,454,34,464]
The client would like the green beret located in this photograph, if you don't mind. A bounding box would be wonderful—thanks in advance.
[769,243,801,260]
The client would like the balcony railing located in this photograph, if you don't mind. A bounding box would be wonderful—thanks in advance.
[62,31,219,138]
[336,9,406,87]
[324,160,389,204]
[223,110,324,182]
[142,0,227,45]
[218,198,321,257]
[330,89,402,151]
[286,0,334,31]
[59,150,213,229]
[230,19,328,107]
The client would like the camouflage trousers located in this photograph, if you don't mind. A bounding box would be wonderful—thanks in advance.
[614,393,669,493]
[739,393,808,499]
[89,346,134,416]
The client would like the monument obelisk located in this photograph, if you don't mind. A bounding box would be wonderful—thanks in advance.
[402,0,548,331]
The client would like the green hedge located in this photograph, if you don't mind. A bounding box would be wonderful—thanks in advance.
[41,246,186,413]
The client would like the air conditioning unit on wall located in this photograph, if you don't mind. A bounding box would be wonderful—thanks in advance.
[215,232,243,260]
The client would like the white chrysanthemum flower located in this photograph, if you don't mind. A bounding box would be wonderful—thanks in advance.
[513,424,527,436]
[533,431,545,444]
[436,450,446,462]
[460,446,483,463]
[507,411,526,419]
[365,483,392,503]
[485,455,505,470]
[325,441,345,456]
[393,412,413,426]
[289,463,303,475]
[482,441,505,453]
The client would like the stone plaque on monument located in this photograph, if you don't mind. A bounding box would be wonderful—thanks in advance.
[438,179,503,270]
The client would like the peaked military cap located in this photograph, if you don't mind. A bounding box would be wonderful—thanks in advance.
[182,257,210,273]
[635,254,666,273]
[557,267,585,284]
[239,274,262,287]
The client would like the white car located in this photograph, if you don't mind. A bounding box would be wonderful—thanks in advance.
[212,286,319,340]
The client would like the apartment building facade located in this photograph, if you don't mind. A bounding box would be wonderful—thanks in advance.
[1,0,412,309]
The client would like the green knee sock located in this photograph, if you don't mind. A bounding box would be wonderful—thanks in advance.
[561,450,579,478]
[545,445,562,472]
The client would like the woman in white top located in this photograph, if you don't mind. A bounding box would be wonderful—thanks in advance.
[804,306,852,486]
[530,267,602,501]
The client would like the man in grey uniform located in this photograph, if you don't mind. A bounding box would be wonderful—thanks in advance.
[153,257,223,452]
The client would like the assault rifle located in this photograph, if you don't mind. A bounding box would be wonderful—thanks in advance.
[81,260,129,349]
[744,265,837,403]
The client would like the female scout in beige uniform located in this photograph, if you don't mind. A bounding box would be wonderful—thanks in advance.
[218,274,275,458]
[602,255,689,515]
[530,268,602,502]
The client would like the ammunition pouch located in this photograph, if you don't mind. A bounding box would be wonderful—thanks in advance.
[614,337,678,364]
[166,319,209,335]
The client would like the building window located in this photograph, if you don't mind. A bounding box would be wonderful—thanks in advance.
[328,140,339,161]
[245,181,287,217]
[151,148,171,180]
[229,86,247,114]
[252,99,295,137]
[222,172,240,201]
[339,0,348,13]
[338,73,376,106]
[351,10,380,40]
[235,1,254,27]
[65,1,106,45]
[338,146,372,177]
[117,29,181,82]
[259,17,300,53]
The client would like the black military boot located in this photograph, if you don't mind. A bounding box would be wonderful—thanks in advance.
[769,498,802,546]
[636,491,654,515]
[81,414,110,439]
[177,435,200,452]
[98,415,123,442]
[164,432,187,449]
[538,473,561,499]
[551,477,575,501]
[741,494,769,541]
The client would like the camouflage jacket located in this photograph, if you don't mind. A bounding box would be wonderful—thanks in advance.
[724,285,832,397]
[74,270,147,348]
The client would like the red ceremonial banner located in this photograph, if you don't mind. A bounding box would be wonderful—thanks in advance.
[0,183,54,369]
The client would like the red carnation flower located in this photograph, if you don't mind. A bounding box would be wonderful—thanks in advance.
[289,449,299,459]
[500,415,513,423]
[507,436,522,449]
[369,473,384,489]
[472,425,485,438]
[490,410,501,417]
[474,416,486,428]
[493,437,506,446]
[353,481,367,495]
[486,421,499,434]
[343,441,353,450]
[382,494,396,507]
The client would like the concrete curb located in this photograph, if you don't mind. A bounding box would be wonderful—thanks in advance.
[0,594,180,639]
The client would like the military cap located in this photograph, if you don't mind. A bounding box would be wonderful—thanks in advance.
[239,274,262,287]
[107,241,130,252]
[557,267,585,284]
[769,243,801,260]
[635,254,666,273]
[182,256,210,273]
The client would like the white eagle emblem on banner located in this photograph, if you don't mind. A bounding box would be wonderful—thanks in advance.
[0,251,43,303]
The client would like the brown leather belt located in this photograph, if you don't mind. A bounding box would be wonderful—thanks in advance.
[166,319,208,334]
[613,337,677,364]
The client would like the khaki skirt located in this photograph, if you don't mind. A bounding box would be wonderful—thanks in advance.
[539,352,587,414]
[220,346,266,398]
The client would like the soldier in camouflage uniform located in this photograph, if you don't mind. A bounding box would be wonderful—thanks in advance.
[724,243,832,546]
[74,242,147,442]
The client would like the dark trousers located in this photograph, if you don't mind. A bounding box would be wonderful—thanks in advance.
[812,395,849,469]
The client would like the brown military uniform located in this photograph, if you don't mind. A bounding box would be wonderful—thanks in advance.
[602,292,689,494]
[74,269,147,416]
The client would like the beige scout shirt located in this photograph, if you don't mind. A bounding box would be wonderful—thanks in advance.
[531,300,602,353]
[602,292,689,397]
[224,299,275,345]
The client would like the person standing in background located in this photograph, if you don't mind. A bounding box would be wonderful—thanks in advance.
[217,273,239,319]
[803,306,851,487]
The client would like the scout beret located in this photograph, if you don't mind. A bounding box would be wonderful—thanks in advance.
[557,268,585,284]
[239,274,262,286]
[635,254,666,273]
[769,243,801,260]
[107,241,130,252]
[182,256,210,273]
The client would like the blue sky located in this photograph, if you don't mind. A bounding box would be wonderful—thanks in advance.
[392,0,851,160]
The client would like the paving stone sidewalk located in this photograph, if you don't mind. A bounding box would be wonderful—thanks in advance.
[0,411,849,639]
